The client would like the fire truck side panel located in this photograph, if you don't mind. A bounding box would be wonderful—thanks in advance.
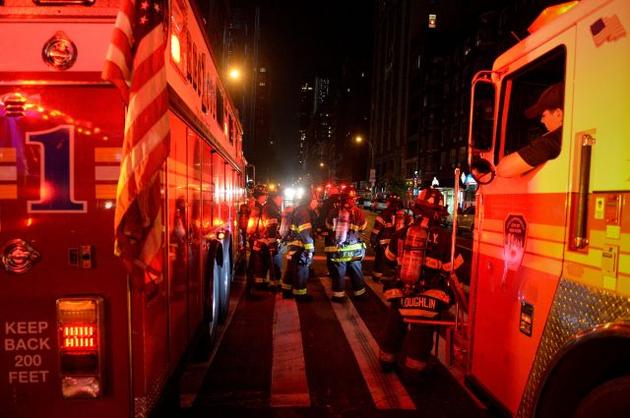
[518,2,630,417]
[469,23,577,415]
[186,127,203,341]
[0,85,130,418]
[562,0,630,291]
[167,115,190,365]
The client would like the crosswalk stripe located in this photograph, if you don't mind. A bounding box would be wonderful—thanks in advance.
[364,278,389,306]
[270,293,311,407]
[319,278,416,410]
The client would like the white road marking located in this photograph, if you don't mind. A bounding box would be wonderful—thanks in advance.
[271,293,311,407]
[320,278,415,410]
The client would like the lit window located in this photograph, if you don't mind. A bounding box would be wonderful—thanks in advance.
[259,82,266,86]
[429,14,437,28]
[260,67,267,73]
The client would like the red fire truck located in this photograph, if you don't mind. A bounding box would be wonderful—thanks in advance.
[434,1,630,417]
[0,0,246,417]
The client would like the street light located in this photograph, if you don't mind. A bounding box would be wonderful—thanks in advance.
[228,67,241,81]
[354,135,375,197]
[319,161,325,168]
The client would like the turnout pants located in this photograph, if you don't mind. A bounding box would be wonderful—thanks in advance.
[282,248,311,296]
[253,241,281,288]
[380,303,435,375]
[372,246,386,279]
[330,260,366,297]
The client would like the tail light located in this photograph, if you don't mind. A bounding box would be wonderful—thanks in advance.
[56,297,105,398]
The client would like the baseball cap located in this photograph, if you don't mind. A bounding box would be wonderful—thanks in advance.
[524,82,564,119]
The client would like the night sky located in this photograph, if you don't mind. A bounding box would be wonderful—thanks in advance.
[258,0,374,179]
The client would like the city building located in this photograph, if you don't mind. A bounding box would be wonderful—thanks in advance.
[371,0,568,207]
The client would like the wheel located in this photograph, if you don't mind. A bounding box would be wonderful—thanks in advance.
[218,238,232,323]
[573,375,630,418]
[196,253,220,361]
[203,251,221,336]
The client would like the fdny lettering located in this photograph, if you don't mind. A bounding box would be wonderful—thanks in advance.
[401,296,437,310]
[8,370,49,384]
[429,232,439,244]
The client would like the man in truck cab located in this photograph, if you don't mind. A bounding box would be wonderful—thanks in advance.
[495,82,564,178]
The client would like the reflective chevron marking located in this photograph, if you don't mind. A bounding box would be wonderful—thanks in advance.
[320,278,415,410]
[271,292,311,407]
[312,255,375,261]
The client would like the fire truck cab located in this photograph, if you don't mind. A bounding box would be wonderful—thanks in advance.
[463,0,630,417]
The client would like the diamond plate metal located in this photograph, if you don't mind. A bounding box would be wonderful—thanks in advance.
[517,278,630,418]
[134,369,168,418]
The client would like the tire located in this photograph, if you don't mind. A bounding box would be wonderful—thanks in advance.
[218,237,232,323]
[573,375,630,418]
[203,246,221,339]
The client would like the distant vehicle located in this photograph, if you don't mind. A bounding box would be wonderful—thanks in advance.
[357,197,372,209]
[371,198,388,212]
[457,206,475,233]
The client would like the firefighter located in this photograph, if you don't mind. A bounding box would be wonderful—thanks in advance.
[278,203,295,288]
[246,184,267,295]
[325,186,368,303]
[378,187,464,382]
[236,194,255,273]
[281,189,319,301]
[320,186,341,279]
[370,193,409,282]
[256,189,284,291]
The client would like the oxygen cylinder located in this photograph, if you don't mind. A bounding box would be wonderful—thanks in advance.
[333,208,350,244]
[398,225,427,284]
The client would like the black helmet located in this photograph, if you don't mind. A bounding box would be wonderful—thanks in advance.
[252,184,268,199]
[387,193,402,208]
[413,187,447,222]
[339,185,357,205]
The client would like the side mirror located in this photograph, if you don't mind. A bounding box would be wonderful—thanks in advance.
[471,158,496,185]
[468,72,496,158]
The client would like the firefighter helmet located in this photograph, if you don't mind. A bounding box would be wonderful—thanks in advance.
[387,193,402,209]
[340,185,357,206]
[413,187,447,221]
[252,184,268,198]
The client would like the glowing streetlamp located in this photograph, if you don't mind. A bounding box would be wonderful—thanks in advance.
[354,135,375,196]
[228,68,241,81]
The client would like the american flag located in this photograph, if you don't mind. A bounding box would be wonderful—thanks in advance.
[590,15,626,47]
[102,0,170,289]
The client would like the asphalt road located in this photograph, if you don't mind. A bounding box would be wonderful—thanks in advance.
[155,208,488,418]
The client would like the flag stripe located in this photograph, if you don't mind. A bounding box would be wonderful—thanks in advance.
[107,28,133,73]
[103,0,170,284]
[115,113,169,225]
[130,25,165,90]
[124,65,167,139]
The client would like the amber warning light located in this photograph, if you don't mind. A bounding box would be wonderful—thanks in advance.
[61,325,97,351]
[56,297,105,398]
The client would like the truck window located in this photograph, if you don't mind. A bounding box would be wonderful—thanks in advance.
[498,46,566,161]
